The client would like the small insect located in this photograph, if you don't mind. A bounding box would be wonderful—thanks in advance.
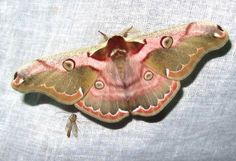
[65,114,78,138]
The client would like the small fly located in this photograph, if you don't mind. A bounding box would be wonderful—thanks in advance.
[65,114,78,138]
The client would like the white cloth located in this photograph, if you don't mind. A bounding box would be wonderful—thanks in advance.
[0,0,235,161]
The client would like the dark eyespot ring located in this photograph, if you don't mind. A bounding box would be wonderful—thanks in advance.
[94,80,105,89]
[62,58,75,71]
[144,71,154,81]
[217,25,224,31]
[14,72,18,80]
[160,36,173,49]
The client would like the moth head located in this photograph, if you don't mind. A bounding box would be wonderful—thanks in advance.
[107,35,127,46]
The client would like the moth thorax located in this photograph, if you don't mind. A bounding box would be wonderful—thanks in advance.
[110,48,127,57]
[111,49,127,81]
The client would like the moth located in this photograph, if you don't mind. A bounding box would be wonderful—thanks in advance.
[65,114,78,138]
[11,22,229,123]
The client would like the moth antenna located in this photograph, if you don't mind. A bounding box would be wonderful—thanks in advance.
[98,30,109,41]
[122,26,133,37]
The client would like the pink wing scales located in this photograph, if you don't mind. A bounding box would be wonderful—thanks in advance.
[11,51,104,105]
[137,22,229,80]
[74,57,181,122]
[130,77,180,116]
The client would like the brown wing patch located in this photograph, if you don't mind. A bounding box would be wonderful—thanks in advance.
[12,66,98,104]
[131,80,180,116]
[74,101,130,123]
[145,34,228,80]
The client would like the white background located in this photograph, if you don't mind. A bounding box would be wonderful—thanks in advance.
[0,0,235,161]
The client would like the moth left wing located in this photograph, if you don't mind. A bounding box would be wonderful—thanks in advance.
[11,46,105,105]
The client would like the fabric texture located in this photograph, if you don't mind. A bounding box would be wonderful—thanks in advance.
[0,0,235,161]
